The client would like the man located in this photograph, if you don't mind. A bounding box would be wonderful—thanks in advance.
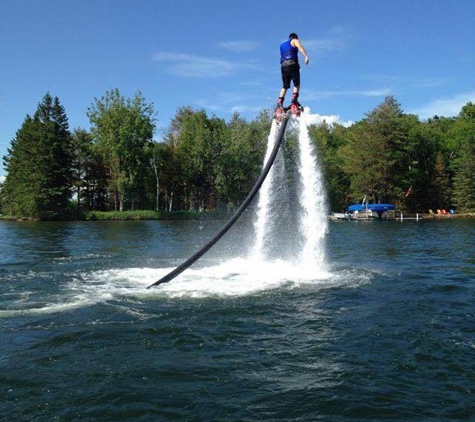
[276,33,309,116]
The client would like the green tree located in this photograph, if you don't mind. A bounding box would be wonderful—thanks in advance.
[215,113,260,208]
[163,107,270,211]
[451,102,475,211]
[400,122,440,212]
[144,140,182,211]
[71,128,93,210]
[70,128,108,211]
[1,93,73,219]
[175,109,213,210]
[341,96,417,206]
[87,89,156,211]
[309,121,350,211]
[452,141,475,211]
[427,152,451,210]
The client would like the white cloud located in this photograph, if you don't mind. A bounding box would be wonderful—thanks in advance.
[303,107,354,127]
[0,175,5,184]
[411,92,475,119]
[304,27,350,57]
[196,90,262,115]
[152,51,259,78]
[305,38,345,56]
[409,79,446,89]
[307,88,392,100]
[218,41,259,53]
[359,88,392,97]
[229,104,263,114]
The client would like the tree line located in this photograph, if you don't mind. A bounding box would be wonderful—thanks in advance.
[1,90,474,219]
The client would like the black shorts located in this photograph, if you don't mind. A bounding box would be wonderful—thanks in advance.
[281,62,300,89]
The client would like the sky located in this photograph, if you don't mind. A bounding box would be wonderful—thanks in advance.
[1,0,475,180]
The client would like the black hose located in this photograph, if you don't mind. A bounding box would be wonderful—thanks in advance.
[147,116,289,288]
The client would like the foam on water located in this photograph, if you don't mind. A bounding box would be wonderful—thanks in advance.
[154,258,332,298]
[0,300,96,318]
[67,259,331,299]
[75,260,372,300]
[0,262,377,317]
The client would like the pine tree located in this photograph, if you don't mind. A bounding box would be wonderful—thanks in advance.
[341,96,418,206]
[428,152,451,210]
[449,102,475,212]
[452,141,475,211]
[2,116,40,216]
[1,94,73,219]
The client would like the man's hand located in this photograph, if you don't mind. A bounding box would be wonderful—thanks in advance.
[304,56,309,65]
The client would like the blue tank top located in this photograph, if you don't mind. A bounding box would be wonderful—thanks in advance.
[280,39,298,64]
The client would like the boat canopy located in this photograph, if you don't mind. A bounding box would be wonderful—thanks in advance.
[347,203,396,212]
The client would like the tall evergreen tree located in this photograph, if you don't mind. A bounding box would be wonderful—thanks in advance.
[452,141,475,211]
[1,93,73,219]
[451,103,475,211]
[428,152,452,210]
[341,96,417,206]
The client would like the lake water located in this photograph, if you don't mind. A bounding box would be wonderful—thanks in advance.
[1,218,474,421]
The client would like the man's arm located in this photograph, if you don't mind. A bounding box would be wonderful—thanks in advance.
[292,39,309,65]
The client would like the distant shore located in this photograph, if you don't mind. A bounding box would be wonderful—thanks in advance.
[420,212,475,219]
[329,211,475,221]
[0,210,230,222]
[1,210,474,222]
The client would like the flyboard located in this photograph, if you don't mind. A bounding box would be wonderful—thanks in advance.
[275,103,303,122]
[147,107,300,288]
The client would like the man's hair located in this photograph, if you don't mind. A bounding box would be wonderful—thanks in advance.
[289,33,298,40]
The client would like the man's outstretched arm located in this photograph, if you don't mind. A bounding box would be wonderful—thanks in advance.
[293,39,309,65]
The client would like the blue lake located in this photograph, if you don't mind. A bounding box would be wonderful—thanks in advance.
[1,218,474,421]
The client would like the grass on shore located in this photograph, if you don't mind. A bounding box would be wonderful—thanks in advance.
[0,209,229,221]
[83,209,228,221]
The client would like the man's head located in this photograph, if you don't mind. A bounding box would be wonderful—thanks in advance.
[289,33,298,40]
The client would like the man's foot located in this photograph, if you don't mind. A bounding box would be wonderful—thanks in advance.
[290,102,303,117]
[274,103,284,122]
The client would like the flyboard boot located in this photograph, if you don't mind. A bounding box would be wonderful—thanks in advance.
[274,97,285,123]
[290,93,303,117]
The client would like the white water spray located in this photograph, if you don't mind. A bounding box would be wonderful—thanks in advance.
[252,111,328,268]
[251,120,279,260]
[296,112,328,267]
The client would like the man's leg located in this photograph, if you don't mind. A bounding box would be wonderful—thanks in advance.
[291,88,301,106]
[278,66,292,107]
[277,88,287,108]
[291,66,302,107]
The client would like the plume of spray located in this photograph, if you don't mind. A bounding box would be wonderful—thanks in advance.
[251,109,328,271]
[296,111,328,268]
[251,120,280,261]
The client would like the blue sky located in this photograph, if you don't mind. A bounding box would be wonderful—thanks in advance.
[1,0,474,179]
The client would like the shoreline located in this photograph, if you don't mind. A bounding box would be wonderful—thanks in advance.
[1,211,475,222]
[0,210,230,222]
